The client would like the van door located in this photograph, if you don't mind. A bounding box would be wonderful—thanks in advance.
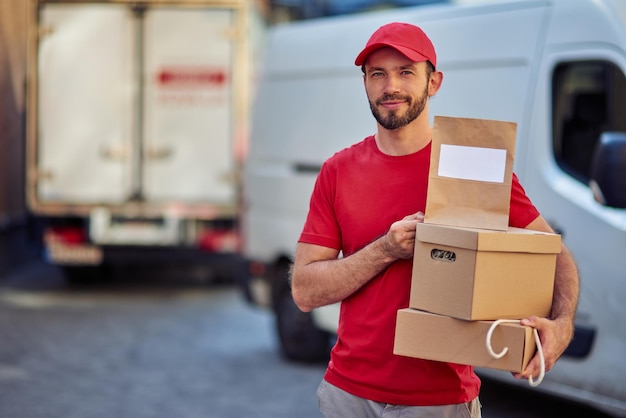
[524,47,626,406]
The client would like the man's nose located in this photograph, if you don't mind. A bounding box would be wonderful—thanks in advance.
[383,74,401,94]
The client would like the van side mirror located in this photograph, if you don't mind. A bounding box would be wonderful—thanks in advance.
[589,132,626,208]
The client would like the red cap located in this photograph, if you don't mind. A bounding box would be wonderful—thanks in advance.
[354,22,436,68]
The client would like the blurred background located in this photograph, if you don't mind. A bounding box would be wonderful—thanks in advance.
[0,0,448,291]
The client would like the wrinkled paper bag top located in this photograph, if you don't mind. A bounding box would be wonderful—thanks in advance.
[425,116,517,231]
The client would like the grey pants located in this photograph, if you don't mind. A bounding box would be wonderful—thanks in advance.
[316,379,482,418]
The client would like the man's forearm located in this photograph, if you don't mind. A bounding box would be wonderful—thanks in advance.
[292,212,422,312]
[550,244,580,335]
[291,237,396,312]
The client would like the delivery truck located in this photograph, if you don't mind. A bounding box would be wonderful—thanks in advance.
[26,0,258,281]
[240,0,626,415]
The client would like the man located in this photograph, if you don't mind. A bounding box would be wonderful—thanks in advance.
[291,22,579,418]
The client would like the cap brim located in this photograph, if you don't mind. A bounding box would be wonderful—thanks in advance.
[355,42,430,66]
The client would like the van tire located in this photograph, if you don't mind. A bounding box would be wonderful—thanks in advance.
[275,283,330,363]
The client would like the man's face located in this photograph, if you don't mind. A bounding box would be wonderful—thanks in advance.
[364,47,431,130]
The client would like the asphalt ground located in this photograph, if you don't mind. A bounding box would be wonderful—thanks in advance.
[0,261,325,418]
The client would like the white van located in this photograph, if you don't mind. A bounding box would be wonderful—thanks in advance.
[240,0,626,415]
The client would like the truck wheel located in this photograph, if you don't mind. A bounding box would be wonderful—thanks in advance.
[62,265,107,285]
[275,283,330,363]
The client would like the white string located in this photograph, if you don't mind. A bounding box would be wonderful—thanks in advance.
[485,319,545,387]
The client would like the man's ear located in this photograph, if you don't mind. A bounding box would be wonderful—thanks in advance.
[428,71,444,97]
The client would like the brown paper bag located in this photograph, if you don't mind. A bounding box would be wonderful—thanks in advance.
[425,116,517,231]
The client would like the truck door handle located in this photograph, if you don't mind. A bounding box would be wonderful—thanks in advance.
[99,144,129,161]
[145,146,173,160]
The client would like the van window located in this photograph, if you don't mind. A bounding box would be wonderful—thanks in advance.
[552,61,626,183]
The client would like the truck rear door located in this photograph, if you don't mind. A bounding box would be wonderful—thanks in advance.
[35,2,237,208]
[143,7,235,205]
[37,4,134,203]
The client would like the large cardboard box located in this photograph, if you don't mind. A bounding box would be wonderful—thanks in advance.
[410,222,561,320]
[394,308,536,373]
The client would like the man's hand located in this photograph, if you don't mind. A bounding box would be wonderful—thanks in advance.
[380,211,424,260]
[513,315,574,381]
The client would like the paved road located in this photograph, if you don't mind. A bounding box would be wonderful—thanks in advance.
[0,261,612,418]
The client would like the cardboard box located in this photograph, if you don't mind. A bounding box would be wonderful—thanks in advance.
[410,223,561,320]
[394,308,536,373]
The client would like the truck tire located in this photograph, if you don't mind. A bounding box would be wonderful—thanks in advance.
[275,282,330,363]
[62,265,108,285]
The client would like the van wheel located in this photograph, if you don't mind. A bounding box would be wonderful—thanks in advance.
[275,283,330,363]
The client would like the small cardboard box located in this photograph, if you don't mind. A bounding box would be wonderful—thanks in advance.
[410,222,561,320]
[394,308,536,373]
[425,116,517,231]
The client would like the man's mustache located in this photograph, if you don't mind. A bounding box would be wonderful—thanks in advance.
[376,94,411,105]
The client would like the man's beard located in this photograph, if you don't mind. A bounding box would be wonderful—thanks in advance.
[369,87,429,130]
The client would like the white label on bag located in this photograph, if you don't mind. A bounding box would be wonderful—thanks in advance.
[438,144,507,183]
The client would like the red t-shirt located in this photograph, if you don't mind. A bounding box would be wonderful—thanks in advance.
[298,136,540,406]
